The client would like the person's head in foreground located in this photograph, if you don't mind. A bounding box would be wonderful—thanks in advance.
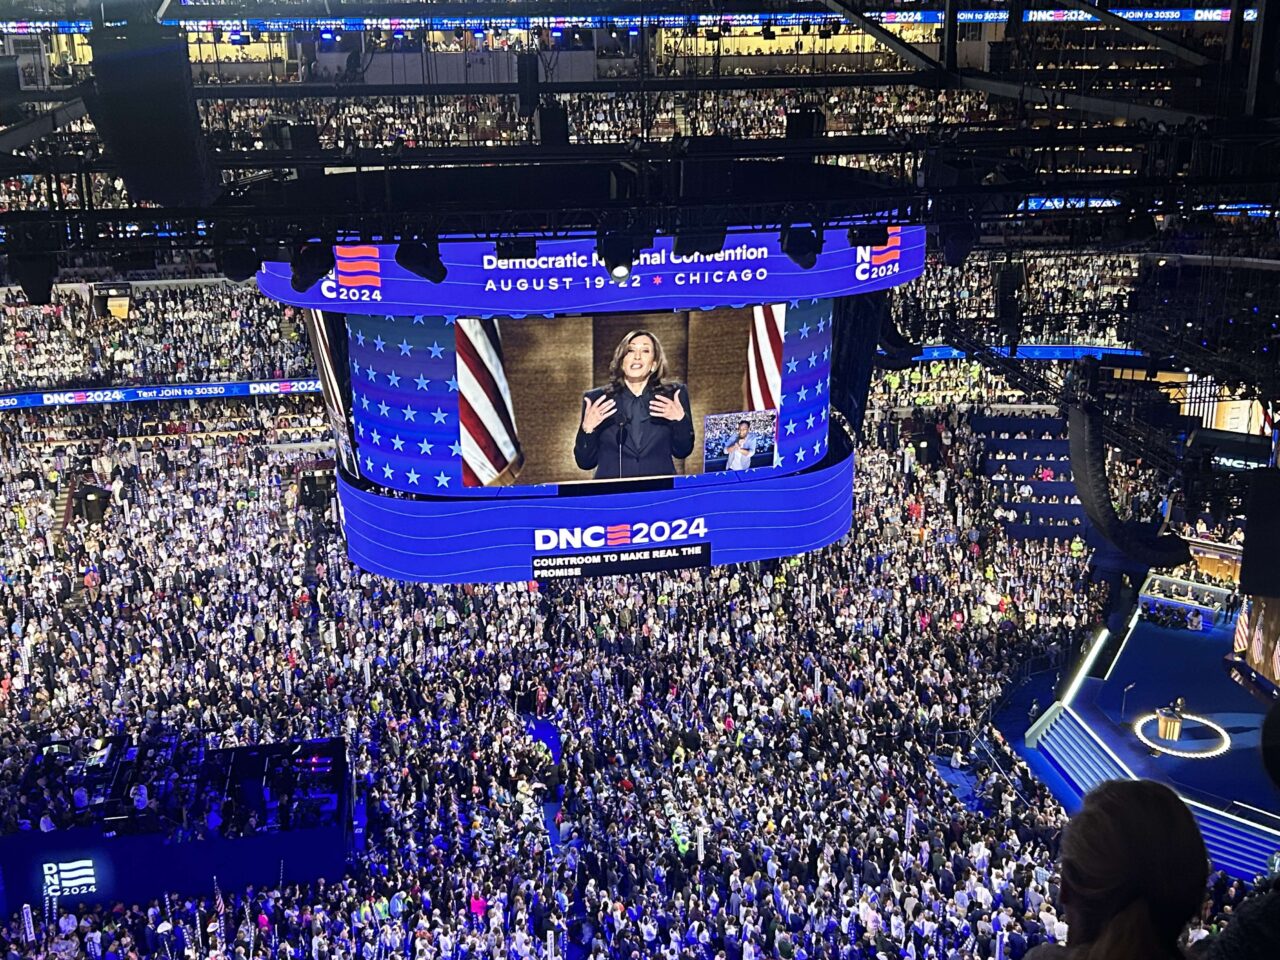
[1037,779,1207,960]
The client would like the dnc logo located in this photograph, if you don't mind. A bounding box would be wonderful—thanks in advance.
[320,246,385,302]
[854,226,902,281]
[42,859,97,897]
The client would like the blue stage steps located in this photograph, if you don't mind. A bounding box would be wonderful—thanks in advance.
[1036,707,1280,879]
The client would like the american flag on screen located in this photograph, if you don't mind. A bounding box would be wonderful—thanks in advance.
[746,303,786,410]
[456,317,524,486]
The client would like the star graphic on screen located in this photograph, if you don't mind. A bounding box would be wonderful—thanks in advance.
[815,380,823,395]
[797,386,809,401]
[813,440,823,457]
[795,446,807,462]
[786,358,799,374]
[817,317,826,333]
[806,413,816,429]
[652,276,663,285]
[412,315,425,325]
[434,471,451,488]
[360,395,370,410]
[398,340,412,356]
[798,323,811,339]
[821,407,827,421]
[391,435,404,451]
[785,420,797,436]
[414,374,430,391]
[382,463,394,480]
[808,352,818,368]
[366,366,377,382]
[370,429,382,445]
[450,441,463,457]
[823,347,830,360]
[407,469,421,486]
[373,335,386,352]
[378,400,390,417]
[354,330,366,346]
[418,438,434,455]
[355,422,364,438]
[428,342,445,358]
[387,371,401,387]
[444,317,457,326]
[351,359,360,375]
[402,405,417,422]
[364,456,373,473]
[431,407,447,424]
[446,377,459,392]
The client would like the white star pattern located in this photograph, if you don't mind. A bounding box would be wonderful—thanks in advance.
[392,435,405,451]
[434,471,450,487]
[785,420,797,436]
[378,401,390,417]
[432,408,447,424]
[795,447,806,462]
[355,330,366,346]
[813,440,822,456]
[382,463,394,480]
[418,438,434,455]
[798,323,811,339]
[449,441,463,457]
[360,395,370,410]
[373,335,386,352]
[786,358,799,374]
[386,371,401,387]
[401,405,416,422]
[364,456,373,473]
[446,377,458,392]
[412,316,425,325]
[797,386,809,401]
[398,340,412,356]
[414,374,430,391]
[356,422,364,437]
[806,413,816,429]
[808,352,818,367]
[406,469,421,485]
[366,366,377,382]
[428,342,445,358]
[370,429,382,445]
[815,381,823,395]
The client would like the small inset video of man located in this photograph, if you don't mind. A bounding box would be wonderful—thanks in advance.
[703,410,778,473]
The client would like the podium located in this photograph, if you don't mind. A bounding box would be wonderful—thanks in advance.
[1157,708,1183,741]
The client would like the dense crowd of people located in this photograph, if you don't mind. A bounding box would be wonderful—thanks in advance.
[0,377,1129,959]
[0,284,312,392]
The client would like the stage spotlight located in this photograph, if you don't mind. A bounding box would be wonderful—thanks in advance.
[7,253,56,306]
[847,224,890,248]
[762,24,776,41]
[780,225,823,270]
[597,232,639,282]
[290,242,335,293]
[495,237,537,261]
[396,241,448,284]
[673,230,726,259]
[217,245,261,284]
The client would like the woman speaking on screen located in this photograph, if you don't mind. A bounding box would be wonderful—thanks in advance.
[574,329,695,480]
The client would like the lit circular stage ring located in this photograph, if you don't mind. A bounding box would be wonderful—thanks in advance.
[1132,712,1231,759]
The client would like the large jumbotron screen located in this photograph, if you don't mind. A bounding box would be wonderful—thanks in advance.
[258,227,926,582]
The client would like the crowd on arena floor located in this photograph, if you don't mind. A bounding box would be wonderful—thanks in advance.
[0,377,1134,957]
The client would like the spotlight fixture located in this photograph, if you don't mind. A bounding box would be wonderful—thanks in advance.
[762,24,776,41]
[291,243,335,293]
[597,232,643,283]
[216,245,261,284]
[847,224,890,248]
[801,20,812,35]
[780,225,823,270]
[495,237,537,261]
[396,241,448,284]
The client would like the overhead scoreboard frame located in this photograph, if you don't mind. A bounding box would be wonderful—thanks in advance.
[258,226,926,583]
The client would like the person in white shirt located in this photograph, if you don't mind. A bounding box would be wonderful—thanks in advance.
[724,421,758,471]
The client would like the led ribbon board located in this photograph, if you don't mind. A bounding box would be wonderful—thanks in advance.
[256,228,927,316]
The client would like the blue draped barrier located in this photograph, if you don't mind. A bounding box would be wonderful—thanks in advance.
[983,438,1070,457]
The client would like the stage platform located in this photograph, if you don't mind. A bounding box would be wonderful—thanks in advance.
[1019,620,1280,878]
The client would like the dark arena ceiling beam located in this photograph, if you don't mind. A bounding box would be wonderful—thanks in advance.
[1054,0,1213,66]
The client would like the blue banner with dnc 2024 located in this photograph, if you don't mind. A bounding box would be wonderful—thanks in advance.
[255,227,927,317]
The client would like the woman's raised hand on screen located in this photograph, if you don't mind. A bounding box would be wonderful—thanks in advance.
[649,391,684,422]
[581,394,617,434]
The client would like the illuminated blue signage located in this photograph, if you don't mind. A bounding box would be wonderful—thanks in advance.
[336,448,854,583]
[0,378,320,412]
[257,228,926,317]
